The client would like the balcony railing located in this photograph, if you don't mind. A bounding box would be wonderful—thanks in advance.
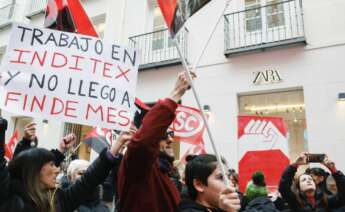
[26,0,47,17]
[224,0,305,56]
[0,3,16,28]
[129,29,188,70]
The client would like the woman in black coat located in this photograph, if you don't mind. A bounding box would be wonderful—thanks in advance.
[0,128,132,212]
[279,153,345,212]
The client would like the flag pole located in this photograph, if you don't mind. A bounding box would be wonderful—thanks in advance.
[191,0,232,73]
[172,37,230,187]
[65,141,83,161]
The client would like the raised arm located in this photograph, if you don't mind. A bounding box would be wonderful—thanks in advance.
[123,72,192,173]
[13,122,38,157]
[322,156,345,207]
[279,153,307,208]
[59,131,129,211]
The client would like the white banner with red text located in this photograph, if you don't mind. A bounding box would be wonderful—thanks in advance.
[0,23,139,131]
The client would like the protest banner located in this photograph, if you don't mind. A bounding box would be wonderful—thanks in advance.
[0,23,139,131]
[238,116,290,193]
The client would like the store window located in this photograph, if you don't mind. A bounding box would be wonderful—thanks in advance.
[238,89,307,160]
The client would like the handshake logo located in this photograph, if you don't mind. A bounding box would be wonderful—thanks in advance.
[244,119,280,144]
[238,119,289,159]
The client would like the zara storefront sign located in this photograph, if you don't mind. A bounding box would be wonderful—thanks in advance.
[253,69,282,85]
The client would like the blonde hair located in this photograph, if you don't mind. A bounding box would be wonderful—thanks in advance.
[67,159,90,180]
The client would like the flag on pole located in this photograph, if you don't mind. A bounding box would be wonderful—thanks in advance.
[83,127,118,153]
[157,0,212,37]
[5,130,19,161]
[44,0,98,37]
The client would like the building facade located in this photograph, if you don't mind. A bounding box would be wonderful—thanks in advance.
[0,0,344,170]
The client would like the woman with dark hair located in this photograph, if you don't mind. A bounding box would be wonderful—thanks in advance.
[279,153,345,211]
[308,167,333,196]
[179,154,240,212]
[0,128,132,212]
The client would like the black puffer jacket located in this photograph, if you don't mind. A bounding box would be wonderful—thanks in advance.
[0,149,118,212]
[244,197,279,212]
[179,199,224,212]
[67,185,109,212]
[279,165,345,212]
[13,137,38,158]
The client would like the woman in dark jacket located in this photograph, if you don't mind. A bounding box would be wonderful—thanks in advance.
[279,153,345,212]
[0,127,132,212]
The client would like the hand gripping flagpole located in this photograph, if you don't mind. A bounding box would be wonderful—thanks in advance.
[171,0,233,188]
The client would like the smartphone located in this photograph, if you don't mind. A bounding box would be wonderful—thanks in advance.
[306,153,325,163]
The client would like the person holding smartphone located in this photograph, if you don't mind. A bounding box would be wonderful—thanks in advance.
[279,153,345,211]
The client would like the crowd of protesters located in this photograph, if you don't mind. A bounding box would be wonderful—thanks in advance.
[0,72,345,212]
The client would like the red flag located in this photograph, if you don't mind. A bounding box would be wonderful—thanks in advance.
[170,105,207,145]
[44,0,98,37]
[158,0,212,37]
[83,127,120,153]
[5,130,19,161]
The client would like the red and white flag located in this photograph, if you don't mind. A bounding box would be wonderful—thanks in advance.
[170,105,208,162]
[83,127,118,153]
[5,130,19,161]
[171,105,207,145]
[237,116,290,193]
[158,0,212,37]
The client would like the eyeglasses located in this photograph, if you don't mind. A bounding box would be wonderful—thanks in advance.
[162,131,174,139]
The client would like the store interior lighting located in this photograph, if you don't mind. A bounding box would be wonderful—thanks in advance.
[245,104,305,113]
[338,93,345,101]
